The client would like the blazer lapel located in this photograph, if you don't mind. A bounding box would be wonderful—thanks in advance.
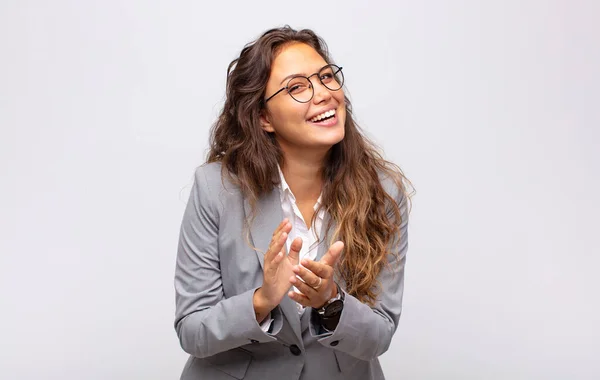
[243,189,303,344]
[315,213,335,262]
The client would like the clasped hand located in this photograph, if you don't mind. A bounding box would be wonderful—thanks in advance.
[257,218,344,311]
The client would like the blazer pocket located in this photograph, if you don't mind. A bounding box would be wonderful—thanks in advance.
[205,348,253,379]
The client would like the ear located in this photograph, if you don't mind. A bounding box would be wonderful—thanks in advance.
[260,109,275,133]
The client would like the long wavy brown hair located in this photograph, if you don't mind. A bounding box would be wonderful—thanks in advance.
[207,26,413,306]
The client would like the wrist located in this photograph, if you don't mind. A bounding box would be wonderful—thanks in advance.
[316,283,345,331]
[330,283,338,299]
[253,288,274,323]
[316,283,340,310]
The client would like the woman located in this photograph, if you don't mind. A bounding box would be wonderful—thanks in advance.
[174,26,412,380]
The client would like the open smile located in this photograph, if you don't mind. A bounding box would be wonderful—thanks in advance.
[307,108,338,126]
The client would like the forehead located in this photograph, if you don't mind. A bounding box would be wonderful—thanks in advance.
[270,43,328,80]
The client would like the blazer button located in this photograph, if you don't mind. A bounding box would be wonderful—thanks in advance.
[250,339,259,344]
[289,344,302,356]
[330,340,339,347]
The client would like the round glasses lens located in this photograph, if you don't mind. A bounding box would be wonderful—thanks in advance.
[287,76,313,103]
[320,65,344,91]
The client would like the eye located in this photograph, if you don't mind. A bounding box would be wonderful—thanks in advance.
[320,69,335,83]
[287,79,310,94]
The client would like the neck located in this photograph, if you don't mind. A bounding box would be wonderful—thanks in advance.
[280,152,326,204]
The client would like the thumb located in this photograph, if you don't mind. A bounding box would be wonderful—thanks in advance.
[320,241,344,267]
[287,237,303,263]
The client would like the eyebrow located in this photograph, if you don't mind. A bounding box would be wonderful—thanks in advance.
[278,64,329,85]
[279,72,304,85]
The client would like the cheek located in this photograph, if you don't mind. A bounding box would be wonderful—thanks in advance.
[334,90,346,106]
[273,103,309,125]
[336,92,347,119]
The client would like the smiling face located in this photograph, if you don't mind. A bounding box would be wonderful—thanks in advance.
[261,43,346,160]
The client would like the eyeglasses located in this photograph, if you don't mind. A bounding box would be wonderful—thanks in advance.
[264,64,344,104]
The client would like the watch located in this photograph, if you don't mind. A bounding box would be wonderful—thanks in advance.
[317,283,345,331]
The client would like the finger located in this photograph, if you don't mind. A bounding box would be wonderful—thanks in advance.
[271,218,292,244]
[272,218,290,238]
[286,236,303,264]
[301,259,333,280]
[265,230,288,263]
[269,220,290,248]
[288,290,311,307]
[292,265,321,288]
[319,241,344,267]
[289,275,319,298]
[274,222,292,247]
[271,250,284,265]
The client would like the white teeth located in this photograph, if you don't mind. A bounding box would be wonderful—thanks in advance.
[310,109,336,122]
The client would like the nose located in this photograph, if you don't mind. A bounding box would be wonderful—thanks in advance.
[311,77,332,104]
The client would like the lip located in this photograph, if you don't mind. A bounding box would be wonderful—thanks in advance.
[308,113,338,127]
[306,106,338,122]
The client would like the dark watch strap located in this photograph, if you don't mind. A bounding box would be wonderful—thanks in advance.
[317,283,344,314]
[318,284,344,331]
[321,312,341,332]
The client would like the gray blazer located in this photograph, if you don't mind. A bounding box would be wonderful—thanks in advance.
[174,162,408,380]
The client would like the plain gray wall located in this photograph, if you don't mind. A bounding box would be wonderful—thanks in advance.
[1,1,599,379]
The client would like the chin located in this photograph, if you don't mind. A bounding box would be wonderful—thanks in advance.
[320,130,345,148]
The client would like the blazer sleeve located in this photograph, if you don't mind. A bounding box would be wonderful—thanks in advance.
[174,166,283,358]
[309,180,409,361]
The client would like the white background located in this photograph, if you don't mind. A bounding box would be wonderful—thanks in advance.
[1,1,599,379]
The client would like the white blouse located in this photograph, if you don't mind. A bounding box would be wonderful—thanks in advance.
[277,165,325,313]
[260,166,326,331]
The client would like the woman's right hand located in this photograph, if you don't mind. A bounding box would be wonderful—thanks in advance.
[253,219,302,322]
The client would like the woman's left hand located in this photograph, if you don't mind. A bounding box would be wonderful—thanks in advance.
[288,241,344,309]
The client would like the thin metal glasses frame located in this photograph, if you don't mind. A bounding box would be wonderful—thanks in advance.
[264,64,344,104]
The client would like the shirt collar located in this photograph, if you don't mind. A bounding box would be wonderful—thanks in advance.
[277,164,293,202]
